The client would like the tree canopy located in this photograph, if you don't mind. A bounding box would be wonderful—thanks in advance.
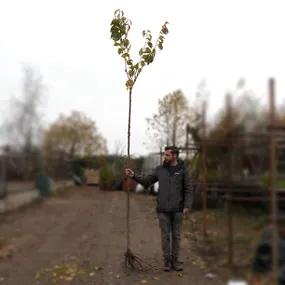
[146,90,196,149]
[43,111,107,160]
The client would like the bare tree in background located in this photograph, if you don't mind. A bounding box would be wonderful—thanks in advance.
[5,65,46,153]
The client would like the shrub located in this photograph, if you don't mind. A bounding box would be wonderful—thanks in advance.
[99,164,114,190]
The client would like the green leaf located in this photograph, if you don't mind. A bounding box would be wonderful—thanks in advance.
[147,34,152,41]
[114,9,123,18]
[111,32,121,41]
[125,79,134,89]
[145,47,151,53]
[162,25,169,35]
[145,53,154,64]
[128,69,134,77]
[122,53,129,59]
[124,39,130,48]
[110,19,118,26]
[142,55,149,61]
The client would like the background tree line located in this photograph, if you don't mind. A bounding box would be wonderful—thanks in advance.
[146,80,285,185]
[2,68,284,187]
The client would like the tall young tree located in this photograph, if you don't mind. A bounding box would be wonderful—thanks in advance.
[110,9,168,269]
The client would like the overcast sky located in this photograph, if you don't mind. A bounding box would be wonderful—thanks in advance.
[1,0,285,156]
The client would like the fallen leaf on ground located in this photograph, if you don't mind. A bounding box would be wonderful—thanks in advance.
[0,244,16,259]
[35,262,87,283]
[205,273,216,279]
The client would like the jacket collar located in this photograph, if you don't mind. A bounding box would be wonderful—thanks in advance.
[163,159,184,169]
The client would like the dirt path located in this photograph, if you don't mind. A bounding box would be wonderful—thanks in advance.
[0,187,224,285]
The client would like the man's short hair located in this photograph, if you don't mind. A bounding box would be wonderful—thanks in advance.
[165,146,179,157]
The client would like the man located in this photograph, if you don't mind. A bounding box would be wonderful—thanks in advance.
[125,146,193,272]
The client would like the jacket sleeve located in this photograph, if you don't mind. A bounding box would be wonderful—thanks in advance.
[183,167,193,209]
[133,168,158,188]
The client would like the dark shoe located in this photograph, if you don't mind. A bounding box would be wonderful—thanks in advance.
[172,260,183,271]
[163,260,171,272]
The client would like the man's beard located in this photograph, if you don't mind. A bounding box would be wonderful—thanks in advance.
[163,159,170,165]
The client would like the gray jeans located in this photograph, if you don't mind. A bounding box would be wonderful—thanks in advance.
[158,212,183,262]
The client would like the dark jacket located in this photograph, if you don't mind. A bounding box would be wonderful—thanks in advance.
[133,160,193,212]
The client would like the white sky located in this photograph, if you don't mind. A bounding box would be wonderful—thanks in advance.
[1,0,285,156]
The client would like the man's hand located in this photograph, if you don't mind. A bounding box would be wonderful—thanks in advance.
[183,208,191,216]
[125,168,135,178]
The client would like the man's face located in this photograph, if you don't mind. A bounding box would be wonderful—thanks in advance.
[164,149,175,164]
